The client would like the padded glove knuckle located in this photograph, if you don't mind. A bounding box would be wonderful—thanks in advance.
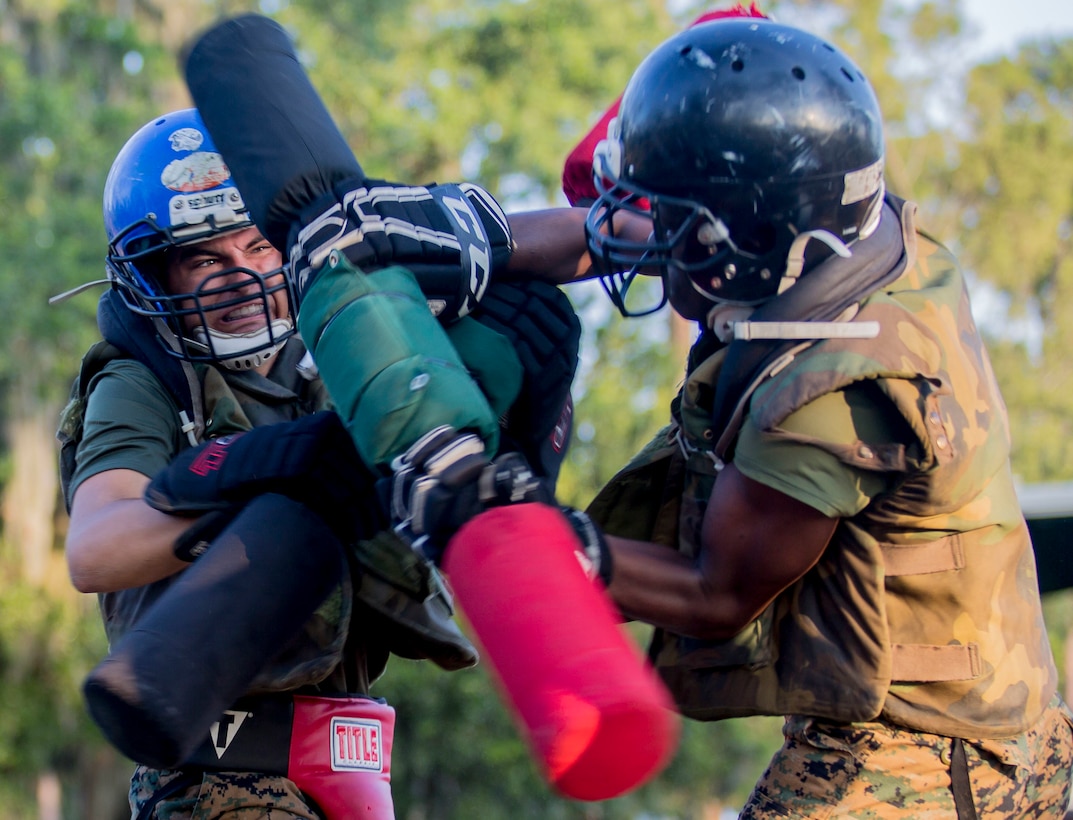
[389,427,494,564]
[288,176,511,322]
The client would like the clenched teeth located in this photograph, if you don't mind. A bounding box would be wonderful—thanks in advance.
[225,303,267,321]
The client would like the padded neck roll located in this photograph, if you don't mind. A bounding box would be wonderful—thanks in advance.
[83,494,347,769]
[441,503,680,801]
[184,14,364,250]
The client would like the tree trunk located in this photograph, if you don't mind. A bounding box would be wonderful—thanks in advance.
[36,771,60,820]
[2,397,61,586]
[670,310,697,363]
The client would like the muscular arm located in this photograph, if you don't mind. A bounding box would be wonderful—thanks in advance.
[66,469,194,594]
[605,463,838,640]
[505,206,653,284]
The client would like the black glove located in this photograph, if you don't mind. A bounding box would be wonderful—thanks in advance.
[170,506,240,563]
[145,411,384,543]
[388,425,554,564]
[469,280,581,481]
[288,176,514,321]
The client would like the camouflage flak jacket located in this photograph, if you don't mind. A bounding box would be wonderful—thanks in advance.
[588,201,1056,739]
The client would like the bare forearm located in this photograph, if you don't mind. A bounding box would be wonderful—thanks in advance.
[605,535,768,640]
[505,205,655,285]
[66,471,193,593]
[603,466,837,641]
[504,207,594,284]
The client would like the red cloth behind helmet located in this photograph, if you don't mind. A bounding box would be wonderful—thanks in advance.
[561,3,769,207]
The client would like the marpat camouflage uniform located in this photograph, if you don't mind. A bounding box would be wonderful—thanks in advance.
[130,767,322,819]
[588,198,1073,816]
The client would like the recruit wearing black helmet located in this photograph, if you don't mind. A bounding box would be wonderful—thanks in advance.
[586,18,886,319]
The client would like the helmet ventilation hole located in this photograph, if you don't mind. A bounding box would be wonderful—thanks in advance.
[600,20,884,308]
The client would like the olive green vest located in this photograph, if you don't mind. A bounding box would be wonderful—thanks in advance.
[589,203,1056,739]
[81,342,356,692]
[60,340,476,695]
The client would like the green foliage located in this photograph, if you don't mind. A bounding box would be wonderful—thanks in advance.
[557,287,684,509]
[379,658,556,818]
[282,0,675,196]
[0,578,109,810]
[937,40,1073,483]
[0,3,174,405]
[4,0,1073,816]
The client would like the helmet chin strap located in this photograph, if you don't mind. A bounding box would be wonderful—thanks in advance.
[777,229,853,296]
[707,304,757,342]
[706,227,880,343]
[189,318,294,371]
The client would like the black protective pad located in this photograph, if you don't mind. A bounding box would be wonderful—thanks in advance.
[183,14,364,250]
[472,281,580,434]
[1029,517,1073,594]
[471,281,581,480]
[184,693,294,774]
[82,494,347,768]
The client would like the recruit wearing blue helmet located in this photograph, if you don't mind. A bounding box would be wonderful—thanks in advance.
[104,108,297,370]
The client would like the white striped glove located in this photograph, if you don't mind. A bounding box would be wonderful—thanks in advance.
[560,507,613,586]
[289,177,513,321]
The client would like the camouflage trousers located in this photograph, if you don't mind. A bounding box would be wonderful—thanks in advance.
[129,766,322,820]
[740,695,1073,818]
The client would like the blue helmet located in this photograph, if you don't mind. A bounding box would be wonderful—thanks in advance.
[104,108,296,370]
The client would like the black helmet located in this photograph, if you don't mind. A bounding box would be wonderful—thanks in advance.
[586,18,886,315]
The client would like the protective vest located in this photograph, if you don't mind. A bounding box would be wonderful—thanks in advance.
[57,292,477,691]
[589,199,1056,739]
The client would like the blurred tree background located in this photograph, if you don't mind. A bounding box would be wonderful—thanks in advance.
[1,0,1072,817]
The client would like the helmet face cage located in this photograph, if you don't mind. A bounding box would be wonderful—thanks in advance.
[586,154,785,313]
[585,169,669,318]
[107,235,296,367]
[587,18,886,313]
[103,109,296,366]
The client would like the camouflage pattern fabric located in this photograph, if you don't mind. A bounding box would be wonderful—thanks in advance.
[740,695,1073,818]
[130,767,323,819]
[639,202,1057,738]
[583,196,1069,814]
[350,529,478,670]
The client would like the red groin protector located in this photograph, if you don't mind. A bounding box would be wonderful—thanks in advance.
[289,695,395,819]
